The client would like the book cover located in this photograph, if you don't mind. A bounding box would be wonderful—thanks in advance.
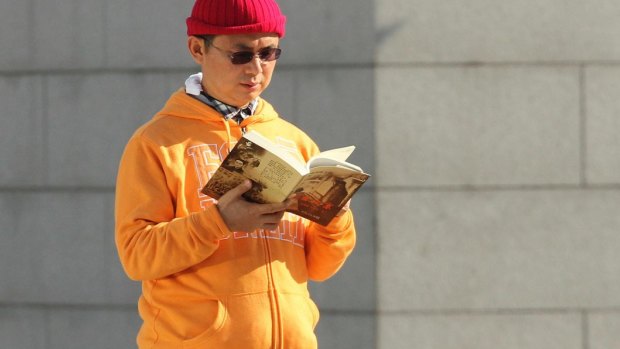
[202,131,370,225]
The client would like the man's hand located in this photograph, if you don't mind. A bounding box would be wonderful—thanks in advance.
[336,199,351,217]
[216,180,290,232]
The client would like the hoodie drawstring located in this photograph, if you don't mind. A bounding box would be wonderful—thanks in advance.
[223,118,233,153]
[223,119,249,153]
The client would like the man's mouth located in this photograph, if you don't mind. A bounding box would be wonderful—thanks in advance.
[241,82,260,90]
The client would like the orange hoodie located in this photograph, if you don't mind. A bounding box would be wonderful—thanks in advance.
[115,89,356,349]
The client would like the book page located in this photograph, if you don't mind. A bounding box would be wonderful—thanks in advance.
[243,131,307,175]
[202,137,304,203]
[313,146,355,163]
[288,166,370,225]
[307,146,362,172]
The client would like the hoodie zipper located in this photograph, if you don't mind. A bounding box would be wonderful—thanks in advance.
[247,119,283,348]
[262,235,283,348]
[226,119,281,346]
[222,121,248,152]
[227,119,282,345]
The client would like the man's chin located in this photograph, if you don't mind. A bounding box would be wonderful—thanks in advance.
[237,92,263,104]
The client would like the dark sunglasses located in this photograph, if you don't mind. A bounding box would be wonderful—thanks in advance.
[209,44,282,65]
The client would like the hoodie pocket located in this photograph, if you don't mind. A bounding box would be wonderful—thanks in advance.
[282,294,320,329]
[278,294,320,349]
[182,299,227,349]
[304,297,320,329]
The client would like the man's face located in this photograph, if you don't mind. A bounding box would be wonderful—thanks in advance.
[197,33,280,108]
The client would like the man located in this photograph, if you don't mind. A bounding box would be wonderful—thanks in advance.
[114,0,357,348]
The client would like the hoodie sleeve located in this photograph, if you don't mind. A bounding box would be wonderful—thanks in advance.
[304,211,356,281]
[298,137,356,281]
[115,133,232,281]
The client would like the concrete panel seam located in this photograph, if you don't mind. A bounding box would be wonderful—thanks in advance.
[317,309,377,316]
[380,307,620,317]
[102,0,109,69]
[0,186,114,193]
[27,0,35,68]
[376,61,620,68]
[0,63,376,76]
[376,183,620,192]
[0,67,198,77]
[0,302,136,311]
[42,75,49,185]
[582,310,590,349]
[580,65,588,187]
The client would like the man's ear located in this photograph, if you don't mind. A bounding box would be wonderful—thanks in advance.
[187,36,206,64]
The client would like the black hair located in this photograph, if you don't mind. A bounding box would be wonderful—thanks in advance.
[198,35,215,47]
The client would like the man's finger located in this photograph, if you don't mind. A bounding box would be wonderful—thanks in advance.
[261,211,286,223]
[220,180,252,202]
[255,200,290,214]
[336,200,351,217]
[262,223,280,231]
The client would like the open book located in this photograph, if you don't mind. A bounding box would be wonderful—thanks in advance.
[202,130,370,225]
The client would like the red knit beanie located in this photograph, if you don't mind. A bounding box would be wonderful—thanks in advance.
[187,0,287,38]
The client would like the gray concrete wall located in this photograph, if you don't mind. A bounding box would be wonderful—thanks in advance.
[0,0,375,348]
[376,0,620,348]
[4,0,620,348]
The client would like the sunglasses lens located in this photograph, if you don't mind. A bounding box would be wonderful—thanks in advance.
[230,48,282,65]
[230,52,255,65]
[258,48,281,62]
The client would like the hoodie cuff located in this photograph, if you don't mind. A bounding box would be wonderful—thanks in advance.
[313,210,353,237]
[192,204,233,241]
